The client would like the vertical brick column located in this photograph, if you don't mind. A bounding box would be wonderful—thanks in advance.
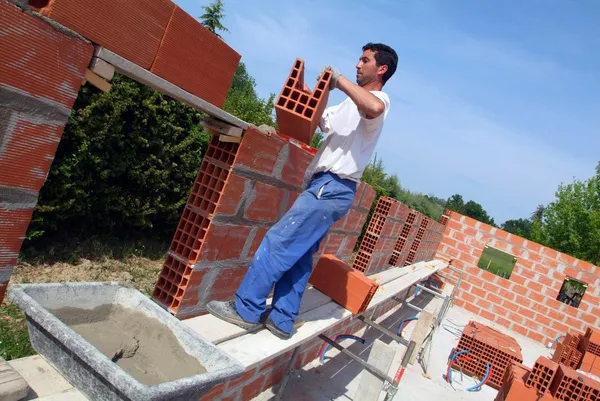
[153,127,377,319]
[0,0,93,302]
[352,197,410,274]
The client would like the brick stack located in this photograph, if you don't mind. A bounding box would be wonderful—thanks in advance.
[351,198,447,273]
[525,356,559,395]
[495,361,554,401]
[351,197,409,274]
[415,219,445,262]
[31,0,240,107]
[553,343,583,370]
[550,365,600,400]
[275,58,332,145]
[308,254,379,315]
[152,128,376,318]
[389,209,419,267]
[579,328,600,377]
[0,0,93,303]
[453,321,524,389]
[515,326,600,401]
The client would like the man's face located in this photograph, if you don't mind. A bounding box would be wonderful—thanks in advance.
[355,49,386,86]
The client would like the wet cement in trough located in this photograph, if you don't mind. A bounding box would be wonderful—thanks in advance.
[50,304,206,386]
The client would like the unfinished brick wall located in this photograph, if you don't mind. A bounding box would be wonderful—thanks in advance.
[152,128,377,319]
[0,0,93,303]
[352,196,446,274]
[436,210,600,346]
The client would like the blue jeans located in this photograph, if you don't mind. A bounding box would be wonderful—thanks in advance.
[235,171,357,334]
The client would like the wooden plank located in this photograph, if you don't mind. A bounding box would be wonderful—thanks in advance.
[183,287,332,345]
[220,262,447,369]
[89,57,115,81]
[84,69,111,92]
[408,310,435,365]
[203,117,243,137]
[184,261,446,349]
[354,339,397,401]
[94,47,248,129]
[218,134,242,143]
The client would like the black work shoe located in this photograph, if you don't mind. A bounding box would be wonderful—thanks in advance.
[206,300,262,331]
[265,317,292,340]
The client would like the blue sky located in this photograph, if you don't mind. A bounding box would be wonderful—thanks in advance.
[174,0,599,224]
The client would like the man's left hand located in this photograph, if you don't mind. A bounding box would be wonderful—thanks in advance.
[319,66,340,90]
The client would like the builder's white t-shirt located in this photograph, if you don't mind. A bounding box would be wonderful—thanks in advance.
[304,91,390,184]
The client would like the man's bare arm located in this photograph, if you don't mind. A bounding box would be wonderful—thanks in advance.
[335,75,385,119]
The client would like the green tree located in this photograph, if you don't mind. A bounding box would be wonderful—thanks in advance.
[444,194,495,226]
[27,75,210,241]
[200,0,229,39]
[462,200,495,226]
[222,62,276,126]
[310,129,324,149]
[501,218,532,238]
[445,194,465,213]
[537,164,600,265]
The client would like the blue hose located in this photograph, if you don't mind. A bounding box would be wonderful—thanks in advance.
[547,335,565,349]
[397,316,419,336]
[320,335,365,364]
[467,363,491,391]
[447,350,470,384]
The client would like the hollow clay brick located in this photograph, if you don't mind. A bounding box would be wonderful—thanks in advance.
[309,254,379,315]
[275,58,332,145]
[34,0,173,69]
[150,6,241,107]
[525,356,558,395]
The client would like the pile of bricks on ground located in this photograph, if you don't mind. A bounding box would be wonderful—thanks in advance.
[452,320,524,389]
[495,327,600,400]
[351,196,447,275]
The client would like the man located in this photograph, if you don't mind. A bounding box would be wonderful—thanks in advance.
[207,43,398,339]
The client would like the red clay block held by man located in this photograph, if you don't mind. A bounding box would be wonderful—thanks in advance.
[275,58,332,145]
[32,0,175,69]
[309,254,379,315]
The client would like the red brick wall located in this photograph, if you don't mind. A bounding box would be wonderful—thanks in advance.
[435,211,600,346]
[0,0,92,303]
[152,128,377,319]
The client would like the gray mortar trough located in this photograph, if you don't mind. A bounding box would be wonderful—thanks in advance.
[8,282,245,401]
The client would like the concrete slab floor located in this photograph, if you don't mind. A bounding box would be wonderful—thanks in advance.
[253,305,551,401]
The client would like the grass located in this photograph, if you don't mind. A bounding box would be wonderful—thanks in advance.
[477,246,517,279]
[0,237,166,361]
[0,303,35,361]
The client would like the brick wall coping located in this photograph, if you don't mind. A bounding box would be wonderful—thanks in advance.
[215,259,448,369]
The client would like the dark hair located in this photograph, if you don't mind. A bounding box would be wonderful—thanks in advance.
[363,43,398,84]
